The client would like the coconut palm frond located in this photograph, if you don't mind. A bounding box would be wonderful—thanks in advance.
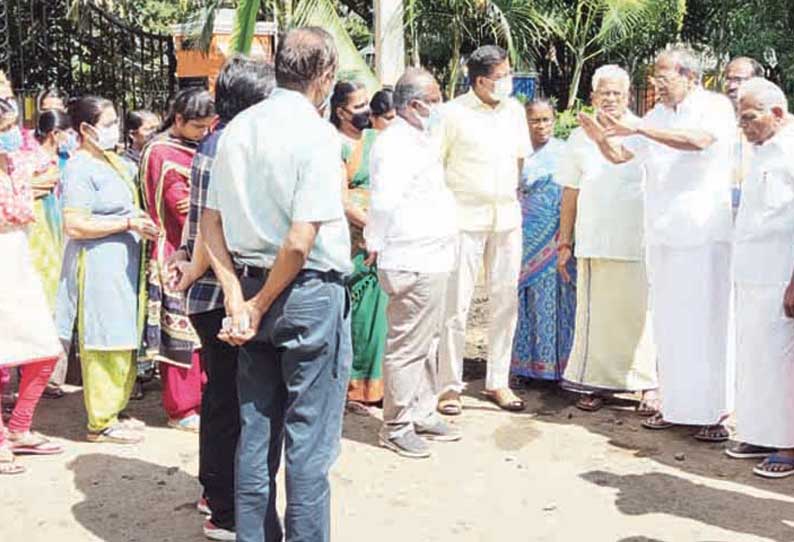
[231,0,264,54]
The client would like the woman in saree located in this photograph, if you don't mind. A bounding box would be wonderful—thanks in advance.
[0,97,65,474]
[140,88,214,432]
[56,96,159,444]
[331,80,389,409]
[510,99,576,383]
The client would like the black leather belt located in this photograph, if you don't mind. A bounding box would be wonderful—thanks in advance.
[238,265,347,286]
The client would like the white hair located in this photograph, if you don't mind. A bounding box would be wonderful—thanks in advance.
[592,65,630,92]
[739,77,789,112]
[658,47,702,79]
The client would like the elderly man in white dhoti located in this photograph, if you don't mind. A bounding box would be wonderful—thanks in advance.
[578,47,736,442]
[558,65,658,414]
[727,78,794,478]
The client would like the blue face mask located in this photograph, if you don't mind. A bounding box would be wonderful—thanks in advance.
[0,126,23,153]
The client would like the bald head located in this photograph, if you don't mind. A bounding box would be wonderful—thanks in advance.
[275,27,338,92]
[725,56,765,108]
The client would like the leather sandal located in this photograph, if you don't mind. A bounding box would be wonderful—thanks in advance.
[481,388,526,412]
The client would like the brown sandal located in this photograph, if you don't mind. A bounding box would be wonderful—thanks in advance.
[576,395,605,412]
[438,392,462,416]
[693,424,729,442]
[481,388,526,412]
[642,412,674,430]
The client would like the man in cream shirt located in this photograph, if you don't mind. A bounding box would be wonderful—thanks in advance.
[579,47,736,442]
[558,65,658,413]
[437,45,531,414]
[365,68,460,458]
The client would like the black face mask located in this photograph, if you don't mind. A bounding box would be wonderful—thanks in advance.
[348,108,372,131]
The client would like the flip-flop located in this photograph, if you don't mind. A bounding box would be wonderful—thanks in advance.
[693,424,729,442]
[636,394,660,417]
[87,425,144,444]
[8,433,64,456]
[481,389,526,412]
[0,447,25,475]
[641,412,674,430]
[576,395,605,412]
[725,442,777,459]
[753,454,794,479]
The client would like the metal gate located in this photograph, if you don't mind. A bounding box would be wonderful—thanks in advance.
[0,0,176,117]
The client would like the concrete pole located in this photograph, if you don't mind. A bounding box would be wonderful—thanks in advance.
[374,0,405,86]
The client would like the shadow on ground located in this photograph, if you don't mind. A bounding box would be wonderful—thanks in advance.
[68,453,202,542]
[583,470,794,542]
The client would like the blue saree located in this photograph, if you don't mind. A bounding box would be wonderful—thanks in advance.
[510,138,576,381]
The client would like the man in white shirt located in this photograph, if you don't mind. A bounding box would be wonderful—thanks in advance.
[365,68,461,459]
[558,65,658,413]
[579,47,736,441]
[729,78,794,478]
[437,45,531,415]
[201,28,352,542]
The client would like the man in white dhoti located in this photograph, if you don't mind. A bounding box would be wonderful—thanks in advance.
[558,65,658,413]
[728,78,794,478]
[578,47,736,441]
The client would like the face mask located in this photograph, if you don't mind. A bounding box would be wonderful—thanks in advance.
[87,123,119,151]
[492,76,513,100]
[415,101,441,135]
[0,126,23,153]
[348,108,371,131]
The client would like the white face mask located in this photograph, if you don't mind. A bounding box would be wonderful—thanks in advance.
[414,100,442,135]
[492,76,513,100]
[87,123,120,151]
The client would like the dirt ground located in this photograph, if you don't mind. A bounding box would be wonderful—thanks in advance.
[3,292,794,542]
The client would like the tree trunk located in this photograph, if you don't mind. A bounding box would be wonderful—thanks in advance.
[445,25,461,99]
[567,54,585,110]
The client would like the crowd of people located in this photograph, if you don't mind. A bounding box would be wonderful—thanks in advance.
[1,25,793,542]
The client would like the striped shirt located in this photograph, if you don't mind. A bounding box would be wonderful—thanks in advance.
[185,124,226,315]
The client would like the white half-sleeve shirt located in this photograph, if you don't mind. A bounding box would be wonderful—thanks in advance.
[623,88,736,248]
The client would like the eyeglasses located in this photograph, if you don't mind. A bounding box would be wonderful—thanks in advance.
[726,76,752,85]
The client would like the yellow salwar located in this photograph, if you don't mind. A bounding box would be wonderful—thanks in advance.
[77,252,136,432]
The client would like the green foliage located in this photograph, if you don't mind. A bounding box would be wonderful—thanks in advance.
[554,101,593,140]
[682,0,794,104]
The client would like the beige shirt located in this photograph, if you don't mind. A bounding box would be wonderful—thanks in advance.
[439,90,531,232]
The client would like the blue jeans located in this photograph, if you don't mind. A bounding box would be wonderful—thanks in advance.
[235,273,351,542]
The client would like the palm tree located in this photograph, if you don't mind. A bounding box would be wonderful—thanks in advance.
[404,0,546,97]
[531,0,686,108]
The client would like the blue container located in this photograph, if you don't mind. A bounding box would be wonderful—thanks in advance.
[512,73,538,101]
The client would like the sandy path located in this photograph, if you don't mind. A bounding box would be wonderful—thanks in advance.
[3,293,794,542]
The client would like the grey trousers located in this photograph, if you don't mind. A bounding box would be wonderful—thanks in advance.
[378,270,448,439]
